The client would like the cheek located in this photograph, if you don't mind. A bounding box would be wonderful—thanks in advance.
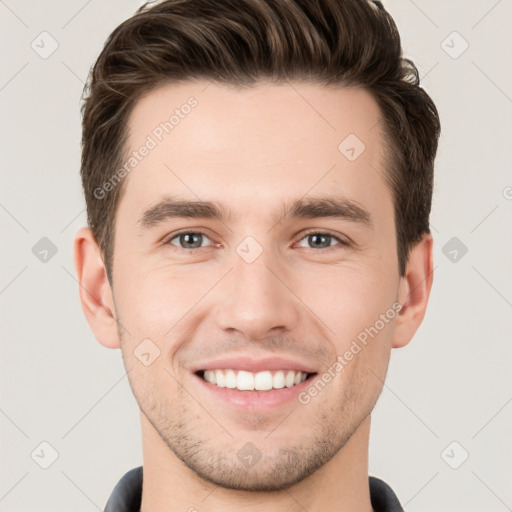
[300,262,399,344]
[298,262,398,403]
[311,271,396,412]
[115,261,213,337]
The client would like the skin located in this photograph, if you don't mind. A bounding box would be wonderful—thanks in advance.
[74,80,433,512]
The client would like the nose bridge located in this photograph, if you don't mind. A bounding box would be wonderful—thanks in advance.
[214,240,300,340]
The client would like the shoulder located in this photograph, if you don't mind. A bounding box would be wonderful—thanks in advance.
[369,476,404,512]
[103,466,143,512]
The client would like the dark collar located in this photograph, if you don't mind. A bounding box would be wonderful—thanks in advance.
[104,466,403,512]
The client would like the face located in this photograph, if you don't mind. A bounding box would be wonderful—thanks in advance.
[109,81,402,490]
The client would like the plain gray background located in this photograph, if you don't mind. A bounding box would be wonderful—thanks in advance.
[1,1,511,510]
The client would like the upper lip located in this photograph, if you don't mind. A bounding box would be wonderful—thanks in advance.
[192,356,318,374]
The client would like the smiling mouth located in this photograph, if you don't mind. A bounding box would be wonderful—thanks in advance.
[195,369,317,392]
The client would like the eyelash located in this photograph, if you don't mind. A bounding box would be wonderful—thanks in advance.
[164,229,350,252]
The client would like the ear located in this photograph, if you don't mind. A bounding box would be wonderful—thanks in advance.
[73,227,120,349]
[392,233,434,349]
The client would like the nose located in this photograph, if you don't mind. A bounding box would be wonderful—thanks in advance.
[214,248,301,341]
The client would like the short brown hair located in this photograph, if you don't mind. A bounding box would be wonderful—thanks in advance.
[80,0,440,284]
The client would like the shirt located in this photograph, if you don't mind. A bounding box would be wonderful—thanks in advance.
[103,466,404,512]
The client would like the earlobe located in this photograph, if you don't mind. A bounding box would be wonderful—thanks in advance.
[73,227,121,349]
[392,234,434,349]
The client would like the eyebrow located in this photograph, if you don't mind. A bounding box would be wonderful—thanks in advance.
[137,194,372,231]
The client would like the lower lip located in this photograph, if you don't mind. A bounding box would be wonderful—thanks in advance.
[193,373,318,410]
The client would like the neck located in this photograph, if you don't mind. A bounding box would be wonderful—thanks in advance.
[139,413,374,512]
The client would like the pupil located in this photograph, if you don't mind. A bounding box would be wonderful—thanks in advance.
[182,233,201,248]
[310,234,329,248]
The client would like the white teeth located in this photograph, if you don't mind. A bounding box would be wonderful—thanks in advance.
[273,370,285,389]
[254,371,273,391]
[224,369,237,388]
[201,369,310,391]
[215,369,225,387]
[237,370,254,390]
[285,370,296,388]
[208,370,217,384]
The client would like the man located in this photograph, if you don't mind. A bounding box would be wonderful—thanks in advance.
[74,0,440,510]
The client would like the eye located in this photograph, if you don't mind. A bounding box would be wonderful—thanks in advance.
[296,232,348,250]
[164,230,349,252]
[167,231,212,249]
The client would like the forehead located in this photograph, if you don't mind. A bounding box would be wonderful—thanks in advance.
[118,80,390,224]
